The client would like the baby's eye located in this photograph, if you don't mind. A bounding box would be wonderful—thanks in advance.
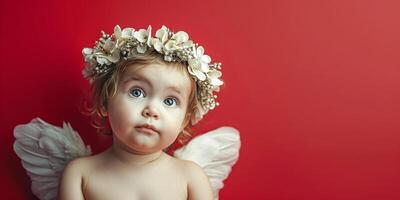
[129,88,145,98]
[164,97,178,107]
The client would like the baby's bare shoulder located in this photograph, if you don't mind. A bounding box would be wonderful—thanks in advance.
[59,152,108,200]
[64,150,109,176]
[63,157,88,175]
[169,157,214,199]
[167,156,205,178]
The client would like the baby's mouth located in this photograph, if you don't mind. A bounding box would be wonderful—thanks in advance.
[135,124,159,135]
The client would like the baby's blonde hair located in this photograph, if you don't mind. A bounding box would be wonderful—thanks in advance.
[83,50,199,144]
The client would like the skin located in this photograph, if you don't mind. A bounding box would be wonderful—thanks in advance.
[59,63,214,200]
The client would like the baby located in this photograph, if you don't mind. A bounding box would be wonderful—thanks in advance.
[59,25,224,200]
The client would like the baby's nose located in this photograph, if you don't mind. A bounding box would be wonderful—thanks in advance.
[142,106,160,119]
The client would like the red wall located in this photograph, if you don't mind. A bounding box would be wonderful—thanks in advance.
[1,0,400,199]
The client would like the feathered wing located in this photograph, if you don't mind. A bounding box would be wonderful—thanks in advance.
[13,117,91,200]
[174,126,241,200]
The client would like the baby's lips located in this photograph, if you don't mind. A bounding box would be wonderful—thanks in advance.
[135,124,159,135]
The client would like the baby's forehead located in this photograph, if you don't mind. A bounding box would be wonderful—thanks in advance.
[121,63,193,92]
[123,63,189,78]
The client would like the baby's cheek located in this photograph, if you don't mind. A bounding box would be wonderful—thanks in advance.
[167,112,186,133]
[109,109,131,133]
[112,99,136,120]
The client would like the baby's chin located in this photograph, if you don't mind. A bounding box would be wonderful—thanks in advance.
[125,135,166,153]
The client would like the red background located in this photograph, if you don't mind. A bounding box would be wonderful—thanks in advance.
[1,0,400,199]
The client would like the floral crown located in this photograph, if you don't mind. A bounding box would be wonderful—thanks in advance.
[82,25,223,124]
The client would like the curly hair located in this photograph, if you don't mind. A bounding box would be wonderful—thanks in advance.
[82,50,199,144]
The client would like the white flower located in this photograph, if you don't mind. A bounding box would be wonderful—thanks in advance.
[134,26,152,53]
[134,26,151,43]
[114,25,133,48]
[136,44,147,53]
[114,25,122,38]
[207,69,223,87]
[181,40,194,49]
[164,55,173,62]
[82,47,93,55]
[150,26,192,54]
[171,31,189,44]
[164,40,178,51]
[164,31,191,52]
[114,25,135,39]
[121,28,135,39]
[156,26,169,42]
[145,25,152,46]
[94,38,120,65]
[187,46,211,81]
[101,38,116,53]
[151,26,169,52]
[82,48,94,62]
[194,46,211,65]
[188,59,206,80]
[94,49,120,65]
[95,55,112,65]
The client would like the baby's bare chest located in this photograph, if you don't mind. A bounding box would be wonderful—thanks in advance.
[83,167,188,200]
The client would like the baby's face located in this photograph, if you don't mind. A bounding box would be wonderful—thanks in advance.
[106,63,192,154]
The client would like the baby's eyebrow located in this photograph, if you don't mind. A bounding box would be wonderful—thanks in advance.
[122,75,186,98]
[167,86,183,95]
[123,75,152,86]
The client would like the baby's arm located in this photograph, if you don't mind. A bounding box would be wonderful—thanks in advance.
[186,161,214,200]
[59,158,85,200]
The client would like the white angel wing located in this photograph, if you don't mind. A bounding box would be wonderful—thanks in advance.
[174,126,241,200]
[13,117,91,200]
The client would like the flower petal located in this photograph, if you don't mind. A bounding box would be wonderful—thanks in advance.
[136,45,147,53]
[164,55,173,62]
[200,62,210,73]
[155,28,168,43]
[209,69,222,78]
[134,29,148,43]
[172,31,189,43]
[108,50,120,63]
[194,69,206,81]
[164,40,177,51]
[201,55,211,63]
[153,41,163,52]
[210,77,223,86]
[121,28,134,38]
[96,56,111,65]
[181,40,194,48]
[114,25,122,38]
[196,46,204,57]
[187,65,196,76]
[82,48,93,56]
[188,59,201,70]
[103,39,115,52]
[146,25,152,46]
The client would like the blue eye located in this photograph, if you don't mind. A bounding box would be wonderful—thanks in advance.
[129,88,145,98]
[164,97,178,107]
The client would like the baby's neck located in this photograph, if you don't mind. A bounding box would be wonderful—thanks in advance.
[109,143,165,166]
